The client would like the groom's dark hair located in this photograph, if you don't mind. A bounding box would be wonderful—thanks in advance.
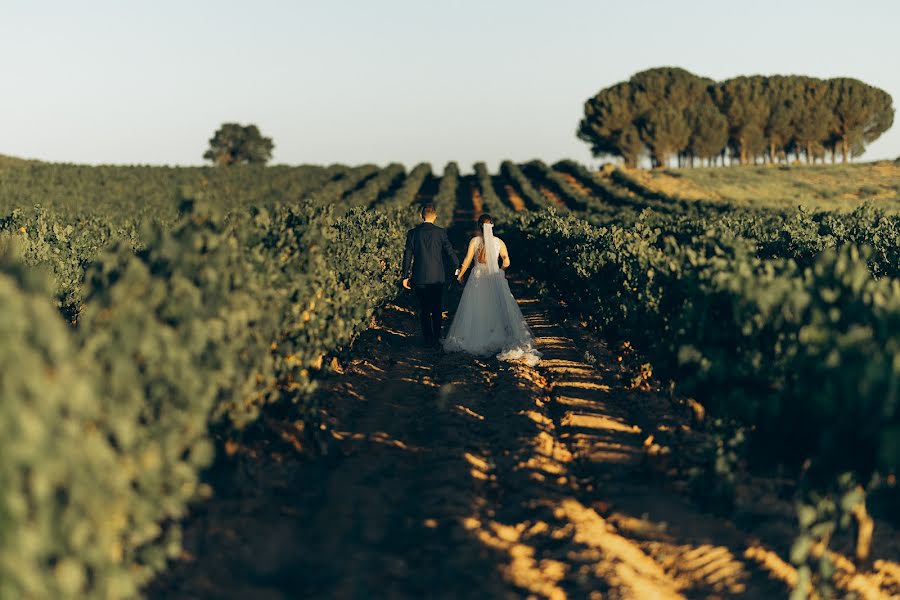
[421,204,437,219]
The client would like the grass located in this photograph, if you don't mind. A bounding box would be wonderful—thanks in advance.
[628,161,900,212]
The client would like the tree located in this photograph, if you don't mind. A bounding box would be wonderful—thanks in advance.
[578,82,644,167]
[792,78,834,163]
[713,77,769,165]
[631,67,710,167]
[579,68,894,168]
[640,106,691,168]
[763,76,797,163]
[687,102,729,165]
[866,88,895,148]
[203,123,274,166]
[630,66,705,113]
[827,78,895,163]
[578,67,714,167]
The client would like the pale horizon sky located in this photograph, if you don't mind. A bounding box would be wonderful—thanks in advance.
[2,0,899,171]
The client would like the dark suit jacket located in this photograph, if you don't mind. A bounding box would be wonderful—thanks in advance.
[402,223,459,285]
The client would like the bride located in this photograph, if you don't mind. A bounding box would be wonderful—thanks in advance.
[442,214,541,366]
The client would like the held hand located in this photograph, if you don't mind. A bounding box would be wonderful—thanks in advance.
[457,273,464,285]
[402,278,412,290]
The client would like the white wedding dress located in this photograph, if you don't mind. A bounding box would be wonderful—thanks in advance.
[443,223,541,366]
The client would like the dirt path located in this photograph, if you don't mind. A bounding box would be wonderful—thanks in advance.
[148,280,900,598]
[147,195,900,600]
[557,172,593,197]
[536,184,568,211]
[149,280,797,599]
[503,184,528,212]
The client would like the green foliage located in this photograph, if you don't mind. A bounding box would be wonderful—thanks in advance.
[0,171,417,598]
[473,162,515,220]
[0,207,141,316]
[828,78,895,163]
[203,123,275,166]
[553,160,673,216]
[579,68,895,167]
[74,205,253,585]
[509,209,900,480]
[255,203,410,415]
[713,76,769,164]
[433,162,459,226]
[790,78,834,164]
[791,474,867,600]
[304,164,380,208]
[341,163,405,211]
[686,102,729,162]
[522,160,596,213]
[381,163,431,211]
[0,249,139,599]
[500,161,564,212]
[641,105,693,167]
[0,161,344,221]
[577,80,645,167]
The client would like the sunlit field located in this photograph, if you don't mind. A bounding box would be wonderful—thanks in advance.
[628,160,900,211]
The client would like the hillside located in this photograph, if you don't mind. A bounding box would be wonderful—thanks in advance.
[0,153,36,168]
[622,160,900,212]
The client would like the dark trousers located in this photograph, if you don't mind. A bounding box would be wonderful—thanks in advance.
[414,283,443,343]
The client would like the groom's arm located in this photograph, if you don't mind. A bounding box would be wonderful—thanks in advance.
[441,230,459,270]
[402,230,414,279]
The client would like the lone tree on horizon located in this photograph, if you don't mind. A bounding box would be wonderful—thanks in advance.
[203,123,274,166]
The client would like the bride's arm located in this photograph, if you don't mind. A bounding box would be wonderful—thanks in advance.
[457,238,478,282]
[498,239,511,270]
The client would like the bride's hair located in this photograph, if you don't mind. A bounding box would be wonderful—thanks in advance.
[476,214,494,263]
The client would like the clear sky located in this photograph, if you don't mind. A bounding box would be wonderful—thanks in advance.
[1,0,898,170]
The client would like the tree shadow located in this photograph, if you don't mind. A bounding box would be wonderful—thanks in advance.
[340,170,380,200]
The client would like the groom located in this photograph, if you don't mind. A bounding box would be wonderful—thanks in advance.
[402,204,460,347]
